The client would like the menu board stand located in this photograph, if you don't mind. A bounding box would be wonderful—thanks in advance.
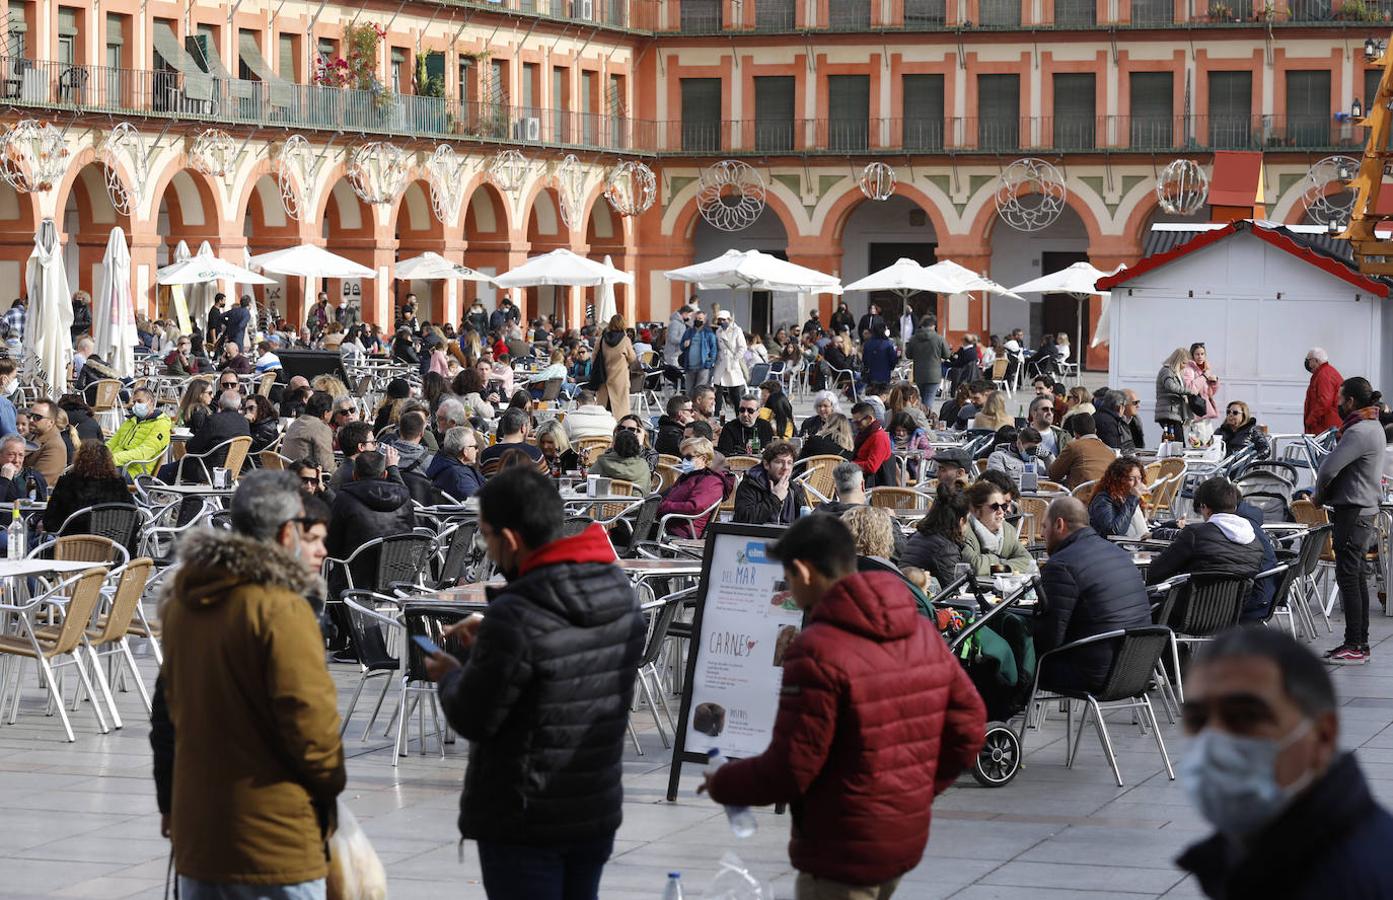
[665,523,801,802]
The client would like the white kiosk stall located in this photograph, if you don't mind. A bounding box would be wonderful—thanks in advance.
[1098,221,1393,436]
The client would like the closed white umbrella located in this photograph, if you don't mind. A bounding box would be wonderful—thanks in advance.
[596,254,619,325]
[395,251,495,283]
[94,227,136,378]
[250,244,376,279]
[186,240,216,328]
[24,219,74,395]
[165,240,193,335]
[1009,261,1125,368]
[665,249,841,294]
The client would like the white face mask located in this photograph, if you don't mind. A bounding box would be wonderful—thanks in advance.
[3,379,16,397]
[1180,720,1314,836]
[132,403,151,418]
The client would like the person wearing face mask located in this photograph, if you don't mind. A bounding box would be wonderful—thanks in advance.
[1175,627,1393,898]
[423,467,644,899]
[0,357,18,437]
[149,471,344,900]
[658,437,735,538]
[987,426,1049,481]
[679,310,718,397]
[1312,376,1386,665]
[1303,347,1344,435]
[710,310,748,414]
[106,388,170,478]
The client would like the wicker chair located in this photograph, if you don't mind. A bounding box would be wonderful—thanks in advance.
[868,486,928,511]
[794,454,846,505]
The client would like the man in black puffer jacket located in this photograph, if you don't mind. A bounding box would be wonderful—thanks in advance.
[426,467,645,897]
[733,441,807,526]
[325,450,416,598]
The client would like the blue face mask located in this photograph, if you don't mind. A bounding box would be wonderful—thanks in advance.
[676,459,695,474]
[1179,720,1314,837]
[132,403,151,419]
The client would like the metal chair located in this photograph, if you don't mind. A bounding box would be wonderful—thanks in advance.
[1020,625,1176,787]
[868,486,928,511]
[174,435,253,485]
[1255,560,1307,638]
[56,503,144,559]
[339,591,408,743]
[659,496,723,541]
[821,360,858,402]
[1289,521,1335,634]
[1153,573,1253,702]
[33,534,130,569]
[58,558,155,728]
[323,532,437,597]
[632,585,696,752]
[794,454,846,505]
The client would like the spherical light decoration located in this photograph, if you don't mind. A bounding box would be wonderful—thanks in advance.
[858,162,897,201]
[1301,155,1360,227]
[425,145,467,225]
[347,141,411,206]
[274,135,314,221]
[1155,159,1209,217]
[98,122,147,216]
[188,128,237,179]
[488,149,530,196]
[697,160,767,232]
[604,160,656,217]
[994,158,1067,233]
[0,120,69,193]
[553,154,587,231]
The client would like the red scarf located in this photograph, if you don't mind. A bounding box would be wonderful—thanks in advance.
[1339,406,1380,436]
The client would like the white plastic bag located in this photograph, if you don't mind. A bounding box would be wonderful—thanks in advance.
[326,799,388,900]
[701,852,770,900]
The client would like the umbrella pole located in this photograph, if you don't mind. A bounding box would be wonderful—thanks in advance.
[1076,295,1085,381]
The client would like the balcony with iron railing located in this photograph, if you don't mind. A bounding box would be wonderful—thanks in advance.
[661,114,1365,154]
[653,0,1393,32]
[0,57,658,154]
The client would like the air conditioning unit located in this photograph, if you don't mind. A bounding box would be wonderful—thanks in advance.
[514,116,541,141]
[578,0,594,18]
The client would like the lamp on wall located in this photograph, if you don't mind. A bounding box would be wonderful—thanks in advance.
[1365,37,1384,62]
[1352,97,1365,119]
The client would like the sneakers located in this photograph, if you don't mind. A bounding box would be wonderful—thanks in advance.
[1325,644,1371,665]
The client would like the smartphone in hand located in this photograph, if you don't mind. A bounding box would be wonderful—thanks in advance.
[412,635,444,656]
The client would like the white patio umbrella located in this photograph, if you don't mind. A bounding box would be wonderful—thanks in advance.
[1009,261,1125,369]
[166,240,193,335]
[394,251,495,284]
[24,219,74,396]
[1091,295,1112,348]
[664,249,842,294]
[93,227,136,378]
[185,240,216,328]
[250,244,376,279]
[921,259,1024,300]
[494,248,633,288]
[596,254,619,325]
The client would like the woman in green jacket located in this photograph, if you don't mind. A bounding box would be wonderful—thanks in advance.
[106,388,171,478]
[961,478,1037,576]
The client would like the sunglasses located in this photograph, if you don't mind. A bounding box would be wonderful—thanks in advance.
[619,425,641,433]
[300,476,322,486]
[26,413,45,422]
[220,383,238,390]
[739,406,759,414]
[1226,409,1243,416]
[983,502,1011,513]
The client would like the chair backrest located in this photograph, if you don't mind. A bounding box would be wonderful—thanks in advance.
[50,567,109,655]
[340,592,400,671]
[1295,522,1334,575]
[1071,480,1096,501]
[479,457,502,478]
[796,454,845,505]
[90,380,122,412]
[749,362,771,386]
[1036,479,1064,494]
[725,455,760,475]
[221,436,253,480]
[621,494,663,554]
[641,588,694,667]
[260,450,287,470]
[1157,458,1186,480]
[1164,573,1253,637]
[52,534,123,565]
[657,453,680,468]
[561,516,592,537]
[437,522,478,586]
[990,357,1008,380]
[94,558,154,643]
[540,378,563,402]
[1257,561,1302,624]
[655,463,680,492]
[1017,496,1049,544]
[1290,500,1333,561]
[58,503,142,556]
[574,435,613,462]
[608,479,641,496]
[370,534,436,593]
[868,486,926,510]
[258,372,277,397]
[1143,461,1162,485]
[1093,625,1174,703]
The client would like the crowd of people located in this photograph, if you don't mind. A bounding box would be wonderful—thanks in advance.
[15,284,1380,900]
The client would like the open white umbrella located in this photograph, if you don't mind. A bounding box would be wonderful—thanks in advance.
[494,249,633,289]
[921,259,1024,300]
[250,244,376,279]
[1009,261,1125,370]
[395,251,495,284]
[157,247,277,288]
[665,249,842,294]
[94,227,136,378]
[24,219,74,395]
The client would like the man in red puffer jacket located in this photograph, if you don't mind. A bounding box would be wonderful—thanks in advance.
[704,516,986,899]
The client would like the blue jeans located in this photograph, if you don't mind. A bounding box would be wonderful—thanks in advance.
[476,834,614,900]
[177,877,324,900]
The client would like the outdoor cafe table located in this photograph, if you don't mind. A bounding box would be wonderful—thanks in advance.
[0,559,105,580]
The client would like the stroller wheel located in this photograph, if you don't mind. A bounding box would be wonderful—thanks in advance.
[972,722,1021,787]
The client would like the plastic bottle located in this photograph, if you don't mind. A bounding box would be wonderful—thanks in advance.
[7,501,23,560]
[704,749,757,837]
[662,872,684,900]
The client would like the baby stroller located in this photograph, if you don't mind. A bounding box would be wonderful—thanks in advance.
[932,575,1038,787]
[1232,460,1300,524]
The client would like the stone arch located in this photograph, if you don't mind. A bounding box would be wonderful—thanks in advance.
[824,181,951,246]
[964,179,1107,250]
[59,158,132,299]
[669,186,803,246]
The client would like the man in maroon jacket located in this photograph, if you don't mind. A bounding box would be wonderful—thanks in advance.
[703,516,986,900]
[1303,348,1343,435]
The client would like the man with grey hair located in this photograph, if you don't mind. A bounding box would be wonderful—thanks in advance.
[816,460,907,561]
[0,433,46,514]
[150,470,344,899]
[1093,388,1135,453]
[1303,347,1343,434]
[434,395,468,440]
[168,389,251,482]
[427,425,485,500]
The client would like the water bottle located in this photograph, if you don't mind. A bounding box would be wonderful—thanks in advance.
[662,872,684,900]
[704,749,757,837]
[798,504,812,519]
[7,501,24,560]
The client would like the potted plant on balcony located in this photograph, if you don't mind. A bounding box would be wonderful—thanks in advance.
[414,52,447,134]
[1208,1,1235,20]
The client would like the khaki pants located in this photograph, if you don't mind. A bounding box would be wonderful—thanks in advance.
[795,872,902,900]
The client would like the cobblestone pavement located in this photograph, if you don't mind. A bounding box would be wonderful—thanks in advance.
[0,600,1386,899]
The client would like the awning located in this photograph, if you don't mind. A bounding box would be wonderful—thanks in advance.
[186,33,255,102]
[238,33,294,108]
[153,22,211,101]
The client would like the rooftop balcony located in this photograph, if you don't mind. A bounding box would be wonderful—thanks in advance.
[658,0,1393,33]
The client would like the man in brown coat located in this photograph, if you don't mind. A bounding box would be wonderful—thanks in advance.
[1047,412,1116,490]
[281,390,336,473]
[24,398,66,487]
[151,471,344,898]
